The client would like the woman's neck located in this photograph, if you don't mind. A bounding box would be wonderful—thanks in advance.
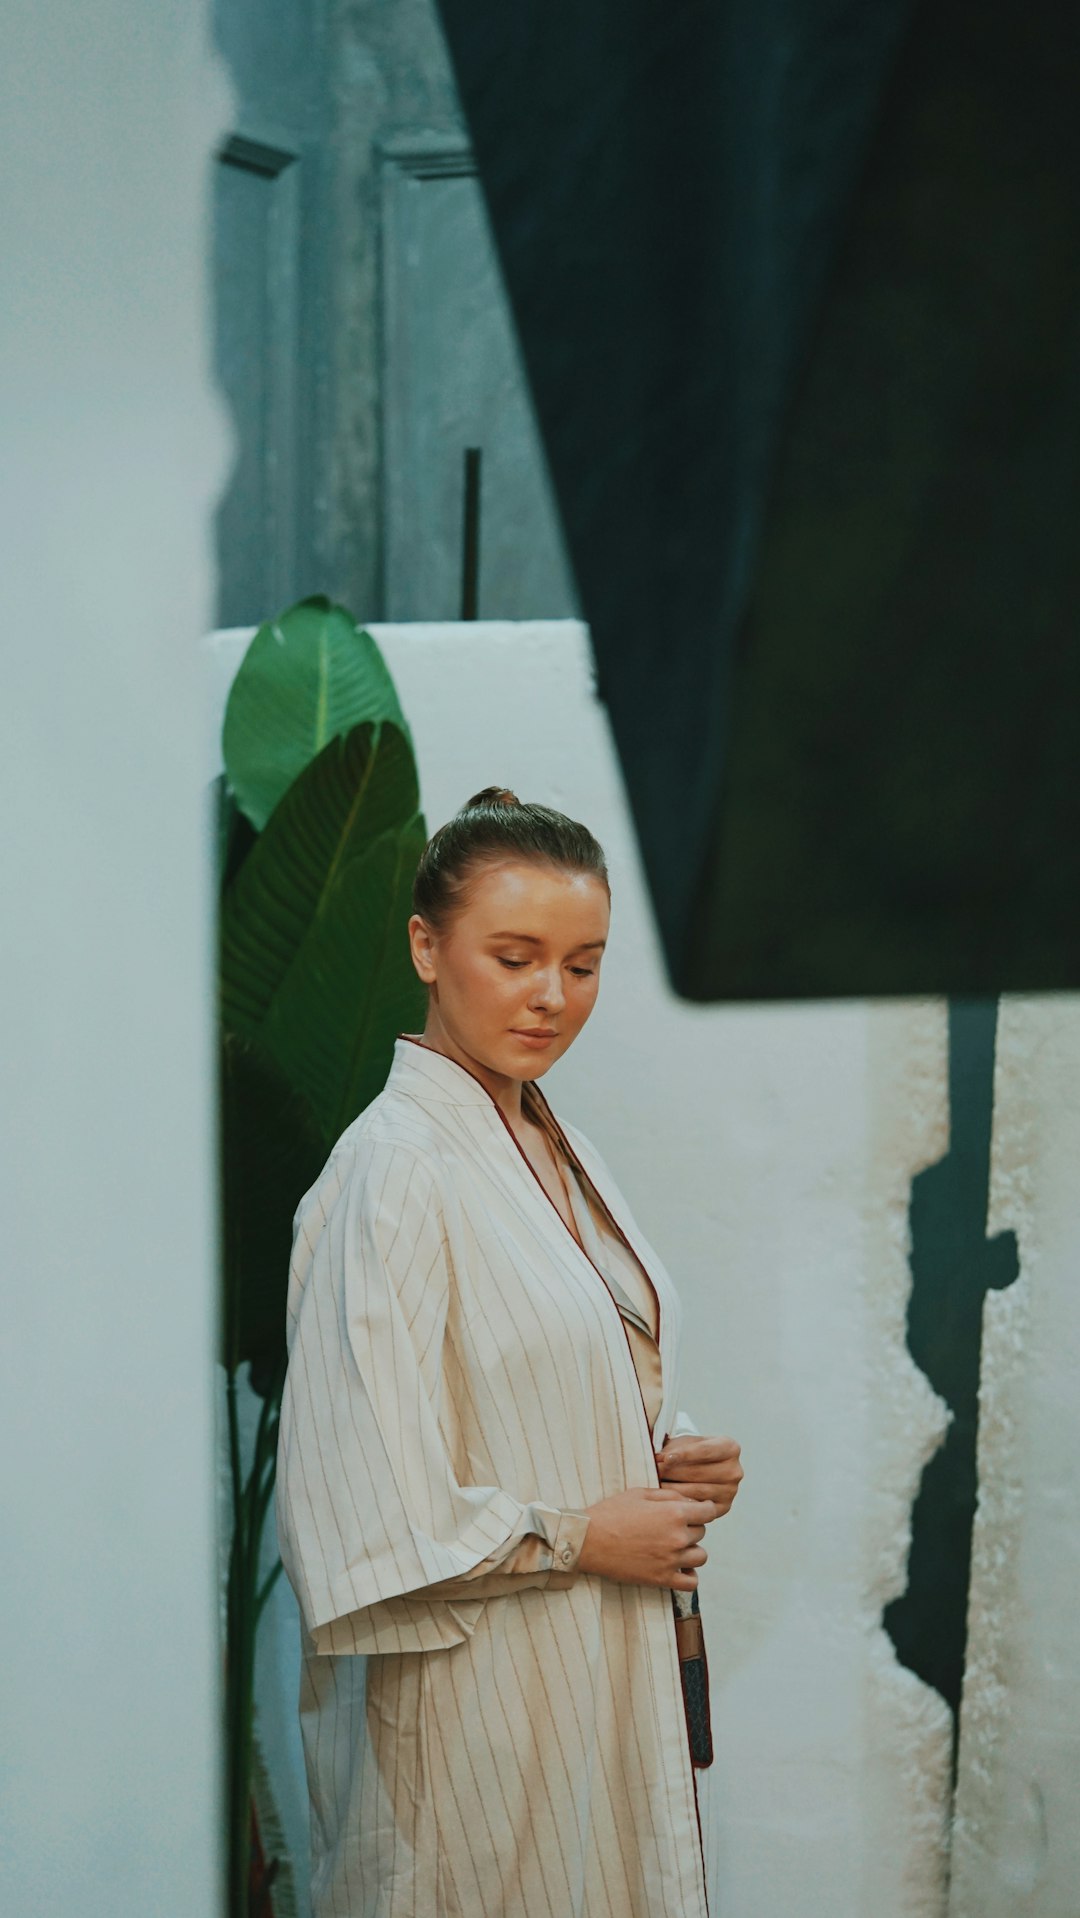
[414,1021,527,1124]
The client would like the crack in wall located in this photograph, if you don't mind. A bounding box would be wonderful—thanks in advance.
[885,998,1019,1765]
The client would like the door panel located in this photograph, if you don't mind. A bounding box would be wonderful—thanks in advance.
[381,139,579,622]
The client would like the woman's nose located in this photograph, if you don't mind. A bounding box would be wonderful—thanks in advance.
[530,970,565,1012]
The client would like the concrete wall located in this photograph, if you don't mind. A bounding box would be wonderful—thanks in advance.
[1,5,234,1913]
[209,619,1080,1916]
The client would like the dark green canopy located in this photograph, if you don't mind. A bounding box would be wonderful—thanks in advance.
[436,0,1080,997]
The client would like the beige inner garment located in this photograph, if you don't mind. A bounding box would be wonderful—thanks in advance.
[523,1085,665,1438]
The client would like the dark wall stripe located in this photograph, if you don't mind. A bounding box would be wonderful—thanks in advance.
[885,997,1018,1754]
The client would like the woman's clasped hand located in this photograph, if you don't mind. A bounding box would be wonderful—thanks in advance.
[654,1434,744,1516]
[575,1486,716,1591]
[576,1436,743,1591]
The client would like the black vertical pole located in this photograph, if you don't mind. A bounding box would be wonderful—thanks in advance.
[460,446,482,620]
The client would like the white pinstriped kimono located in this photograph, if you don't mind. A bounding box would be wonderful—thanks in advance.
[277,1035,710,1918]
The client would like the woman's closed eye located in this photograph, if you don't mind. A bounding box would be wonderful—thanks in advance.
[497,958,596,977]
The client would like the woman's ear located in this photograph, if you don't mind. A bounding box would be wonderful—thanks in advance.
[408,912,438,985]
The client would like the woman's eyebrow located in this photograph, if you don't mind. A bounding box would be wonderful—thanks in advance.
[487,931,606,951]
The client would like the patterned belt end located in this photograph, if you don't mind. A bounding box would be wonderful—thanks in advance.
[671,1588,714,1768]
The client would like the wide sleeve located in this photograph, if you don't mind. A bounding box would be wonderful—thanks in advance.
[275,1131,590,1647]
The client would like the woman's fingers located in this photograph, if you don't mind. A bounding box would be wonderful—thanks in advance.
[665,1478,738,1513]
[660,1436,741,1471]
[667,1460,742,1488]
[656,1438,745,1514]
[680,1495,718,1522]
[644,1488,721,1522]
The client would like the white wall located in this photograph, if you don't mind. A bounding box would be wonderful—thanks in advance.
[1,6,235,1914]
[950,996,1080,1917]
[208,619,967,1916]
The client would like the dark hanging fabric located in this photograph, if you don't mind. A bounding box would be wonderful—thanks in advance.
[434,0,1080,998]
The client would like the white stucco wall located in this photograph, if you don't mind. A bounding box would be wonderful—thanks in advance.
[949,994,1080,1917]
[1,6,235,1914]
[207,619,964,1916]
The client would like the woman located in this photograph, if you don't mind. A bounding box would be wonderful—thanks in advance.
[277,787,743,1917]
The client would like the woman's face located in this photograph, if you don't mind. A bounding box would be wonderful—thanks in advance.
[408,858,610,1082]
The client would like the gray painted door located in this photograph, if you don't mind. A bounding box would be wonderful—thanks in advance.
[380,138,580,622]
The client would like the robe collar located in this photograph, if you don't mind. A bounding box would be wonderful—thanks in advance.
[391,1037,653,1317]
[391,1032,542,1107]
[391,1033,676,1447]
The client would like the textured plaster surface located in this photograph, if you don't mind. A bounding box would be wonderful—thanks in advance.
[860,1012,954,1916]
[207,619,959,1914]
[950,995,1080,1917]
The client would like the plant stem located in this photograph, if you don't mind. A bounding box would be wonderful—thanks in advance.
[256,1559,285,1622]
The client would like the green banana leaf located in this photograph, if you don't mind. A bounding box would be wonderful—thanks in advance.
[220,718,426,1142]
[220,719,417,1031]
[219,1029,327,1377]
[222,596,408,832]
[261,817,428,1141]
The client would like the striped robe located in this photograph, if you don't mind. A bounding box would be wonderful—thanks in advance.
[277,1034,710,1918]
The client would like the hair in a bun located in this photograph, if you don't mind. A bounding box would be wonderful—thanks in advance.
[463,785,520,810]
[412,784,608,931]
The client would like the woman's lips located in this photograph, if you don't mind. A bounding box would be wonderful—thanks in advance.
[511,1029,556,1045]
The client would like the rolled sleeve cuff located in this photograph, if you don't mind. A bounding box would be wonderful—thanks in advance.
[541,1507,592,1588]
[403,1502,593,1602]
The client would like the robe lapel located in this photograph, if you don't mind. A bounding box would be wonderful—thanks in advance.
[537,1104,687,1447]
[392,1035,679,1446]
